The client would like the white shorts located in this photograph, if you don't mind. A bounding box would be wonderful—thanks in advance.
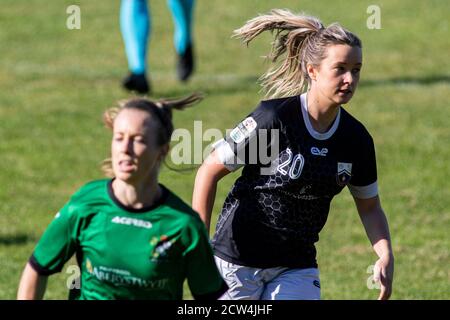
[214,256,321,300]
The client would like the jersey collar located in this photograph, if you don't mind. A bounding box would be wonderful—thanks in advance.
[300,93,341,141]
[107,179,169,213]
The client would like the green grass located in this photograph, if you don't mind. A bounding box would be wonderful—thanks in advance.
[0,0,449,299]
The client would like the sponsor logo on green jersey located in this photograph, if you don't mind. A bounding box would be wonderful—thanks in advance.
[111,216,152,229]
[85,258,168,289]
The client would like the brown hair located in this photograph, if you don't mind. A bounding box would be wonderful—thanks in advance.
[234,9,362,98]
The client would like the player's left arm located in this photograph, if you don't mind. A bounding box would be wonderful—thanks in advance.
[354,195,394,300]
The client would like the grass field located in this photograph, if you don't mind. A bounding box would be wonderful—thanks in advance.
[0,0,449,299]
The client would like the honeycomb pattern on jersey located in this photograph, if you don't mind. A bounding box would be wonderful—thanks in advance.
[216,145,343,248]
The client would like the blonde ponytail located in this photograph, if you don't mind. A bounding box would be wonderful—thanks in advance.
[234,9,361,98]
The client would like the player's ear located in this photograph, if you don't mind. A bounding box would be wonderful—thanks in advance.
[307,64,318,81]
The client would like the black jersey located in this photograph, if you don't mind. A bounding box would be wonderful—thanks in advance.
[212,93,378,268]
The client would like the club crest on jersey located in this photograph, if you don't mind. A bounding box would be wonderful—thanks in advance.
[230,117,257,144]
[150,235,176,262]
[86,258,93,273]
[336,162,352,186]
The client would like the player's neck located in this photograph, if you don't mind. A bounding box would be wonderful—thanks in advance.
[306,90,340,133]
[112,178,162,210]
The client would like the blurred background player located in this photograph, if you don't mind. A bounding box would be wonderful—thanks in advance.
[17,93,227,300]
[192,9,394,300]
[121,0,196,94]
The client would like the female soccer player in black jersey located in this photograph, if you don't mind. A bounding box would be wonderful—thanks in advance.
[193,9,394,300]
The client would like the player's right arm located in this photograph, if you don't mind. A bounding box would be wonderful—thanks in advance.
[16,194,81,300]
[194,102,280,235]
[17,263,48,300]
[192,150,230,235]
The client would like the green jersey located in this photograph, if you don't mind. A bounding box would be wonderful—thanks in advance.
[30,179,226,300]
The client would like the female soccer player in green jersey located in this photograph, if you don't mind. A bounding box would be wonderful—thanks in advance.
[17,93,227,300]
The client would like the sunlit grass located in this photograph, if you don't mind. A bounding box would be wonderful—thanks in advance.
[0,0,448,299]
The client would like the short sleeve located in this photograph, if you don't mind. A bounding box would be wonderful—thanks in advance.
[29,201,79,275]
[348,133,379,199]
[184,219,227,300]
[213,102,279,172]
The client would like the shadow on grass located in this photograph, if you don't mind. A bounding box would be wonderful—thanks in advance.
[360,75,450,87]
[157,75,259,97]
[0,234,36,246]
[142,74,450,103]
[156,74,450,97]
[163,159,199,175]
